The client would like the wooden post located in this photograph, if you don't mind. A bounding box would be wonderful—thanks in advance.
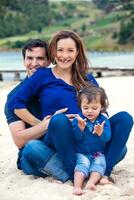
[14,71,20,81]
[0,73,3,81]
[96,71,102,78]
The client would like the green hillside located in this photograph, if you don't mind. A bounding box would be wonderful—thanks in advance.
[0,0,134,51]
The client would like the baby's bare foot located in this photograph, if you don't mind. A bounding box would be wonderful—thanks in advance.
[73,187,85,195]
[99,176,113,185]
[85,182,96,191]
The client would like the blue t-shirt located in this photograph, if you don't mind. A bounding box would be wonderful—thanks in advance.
[8,68,98,119]
[72,112,111,154]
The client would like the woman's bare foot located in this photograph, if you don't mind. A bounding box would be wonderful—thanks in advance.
[73,187,85,195]
[99,176,113,185]
[85,182,96,191]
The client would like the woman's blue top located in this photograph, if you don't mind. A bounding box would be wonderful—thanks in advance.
[8,68,98,119]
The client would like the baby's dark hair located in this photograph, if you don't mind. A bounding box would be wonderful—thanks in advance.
[77,85,109,112]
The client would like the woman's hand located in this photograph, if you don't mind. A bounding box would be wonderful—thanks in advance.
[54,108,77,121]
[54,108,68,115]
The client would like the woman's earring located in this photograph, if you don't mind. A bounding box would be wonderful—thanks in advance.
[52,59,57,65]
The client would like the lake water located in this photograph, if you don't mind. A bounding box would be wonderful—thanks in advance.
[0,51,134,70]
[0,51,134,80]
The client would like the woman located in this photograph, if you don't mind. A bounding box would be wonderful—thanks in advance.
[8,30,133,182]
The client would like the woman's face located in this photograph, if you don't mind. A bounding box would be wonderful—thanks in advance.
[55,38,78,70]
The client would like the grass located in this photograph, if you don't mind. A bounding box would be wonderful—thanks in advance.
[0,3,133,51]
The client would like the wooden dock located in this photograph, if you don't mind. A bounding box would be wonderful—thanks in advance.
[0,67,134,81]
[89,67,134,78]
[0,70,26,81]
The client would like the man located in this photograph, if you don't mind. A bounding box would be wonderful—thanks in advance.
[4,39,69,182]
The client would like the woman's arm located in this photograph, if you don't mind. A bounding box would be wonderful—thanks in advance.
[7,69,45,125]
[8,68,45,112]
[15,108,41,126]
[87,73,99,86]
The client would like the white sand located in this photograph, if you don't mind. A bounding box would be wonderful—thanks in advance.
[0,76,134,200]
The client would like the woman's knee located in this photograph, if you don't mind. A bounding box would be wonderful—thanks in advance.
[110,111,133,127]
[119,111,133,123]
[50,113,70,128]
[49,113,73,137]
[119,111,133,130]
[48,114,75,150]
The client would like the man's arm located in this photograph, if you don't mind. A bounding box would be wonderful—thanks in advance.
[10,108,72,149]
[9,116,51,149]
[14,107,76,126]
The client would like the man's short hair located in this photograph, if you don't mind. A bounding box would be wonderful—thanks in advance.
[22,39,49,60]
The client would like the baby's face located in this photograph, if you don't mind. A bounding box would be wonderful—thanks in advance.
[81,97,102,122]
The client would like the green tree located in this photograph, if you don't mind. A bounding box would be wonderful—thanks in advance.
[81,24,87,33]
[118,19,134,43]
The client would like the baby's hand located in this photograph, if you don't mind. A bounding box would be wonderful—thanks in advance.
[76,115,87,131]
[93,121,105,136]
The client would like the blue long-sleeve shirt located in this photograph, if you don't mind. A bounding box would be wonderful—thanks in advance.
[8,68,98,119]
[5,78,41,125]
[72,112,111,154]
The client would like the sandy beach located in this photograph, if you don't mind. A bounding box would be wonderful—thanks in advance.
[0,76,134,200]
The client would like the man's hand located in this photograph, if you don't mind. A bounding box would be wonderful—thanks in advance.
[76,115,87,131]
[42,115,52,130]
[93,121,105,136]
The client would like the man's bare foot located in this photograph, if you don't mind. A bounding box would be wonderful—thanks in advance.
[73,187,85,195]
[99,176,113,185]
[85,182,96,191]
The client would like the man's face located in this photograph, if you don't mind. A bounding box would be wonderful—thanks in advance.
[24,47,49,76]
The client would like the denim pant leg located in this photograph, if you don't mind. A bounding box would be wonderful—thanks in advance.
[90,154,106,176]
[105,111,133,176]
[44,113,76,180]
[41,153,69,182]
[20,140,54,177]
[20,140,69,182]
[75,153,90,177]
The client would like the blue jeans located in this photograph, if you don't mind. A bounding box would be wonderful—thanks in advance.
[44,113,76,180]
[18,140,69,182]
[45,111,133,178]
[105,111,133,176]
[75,153,106,177]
